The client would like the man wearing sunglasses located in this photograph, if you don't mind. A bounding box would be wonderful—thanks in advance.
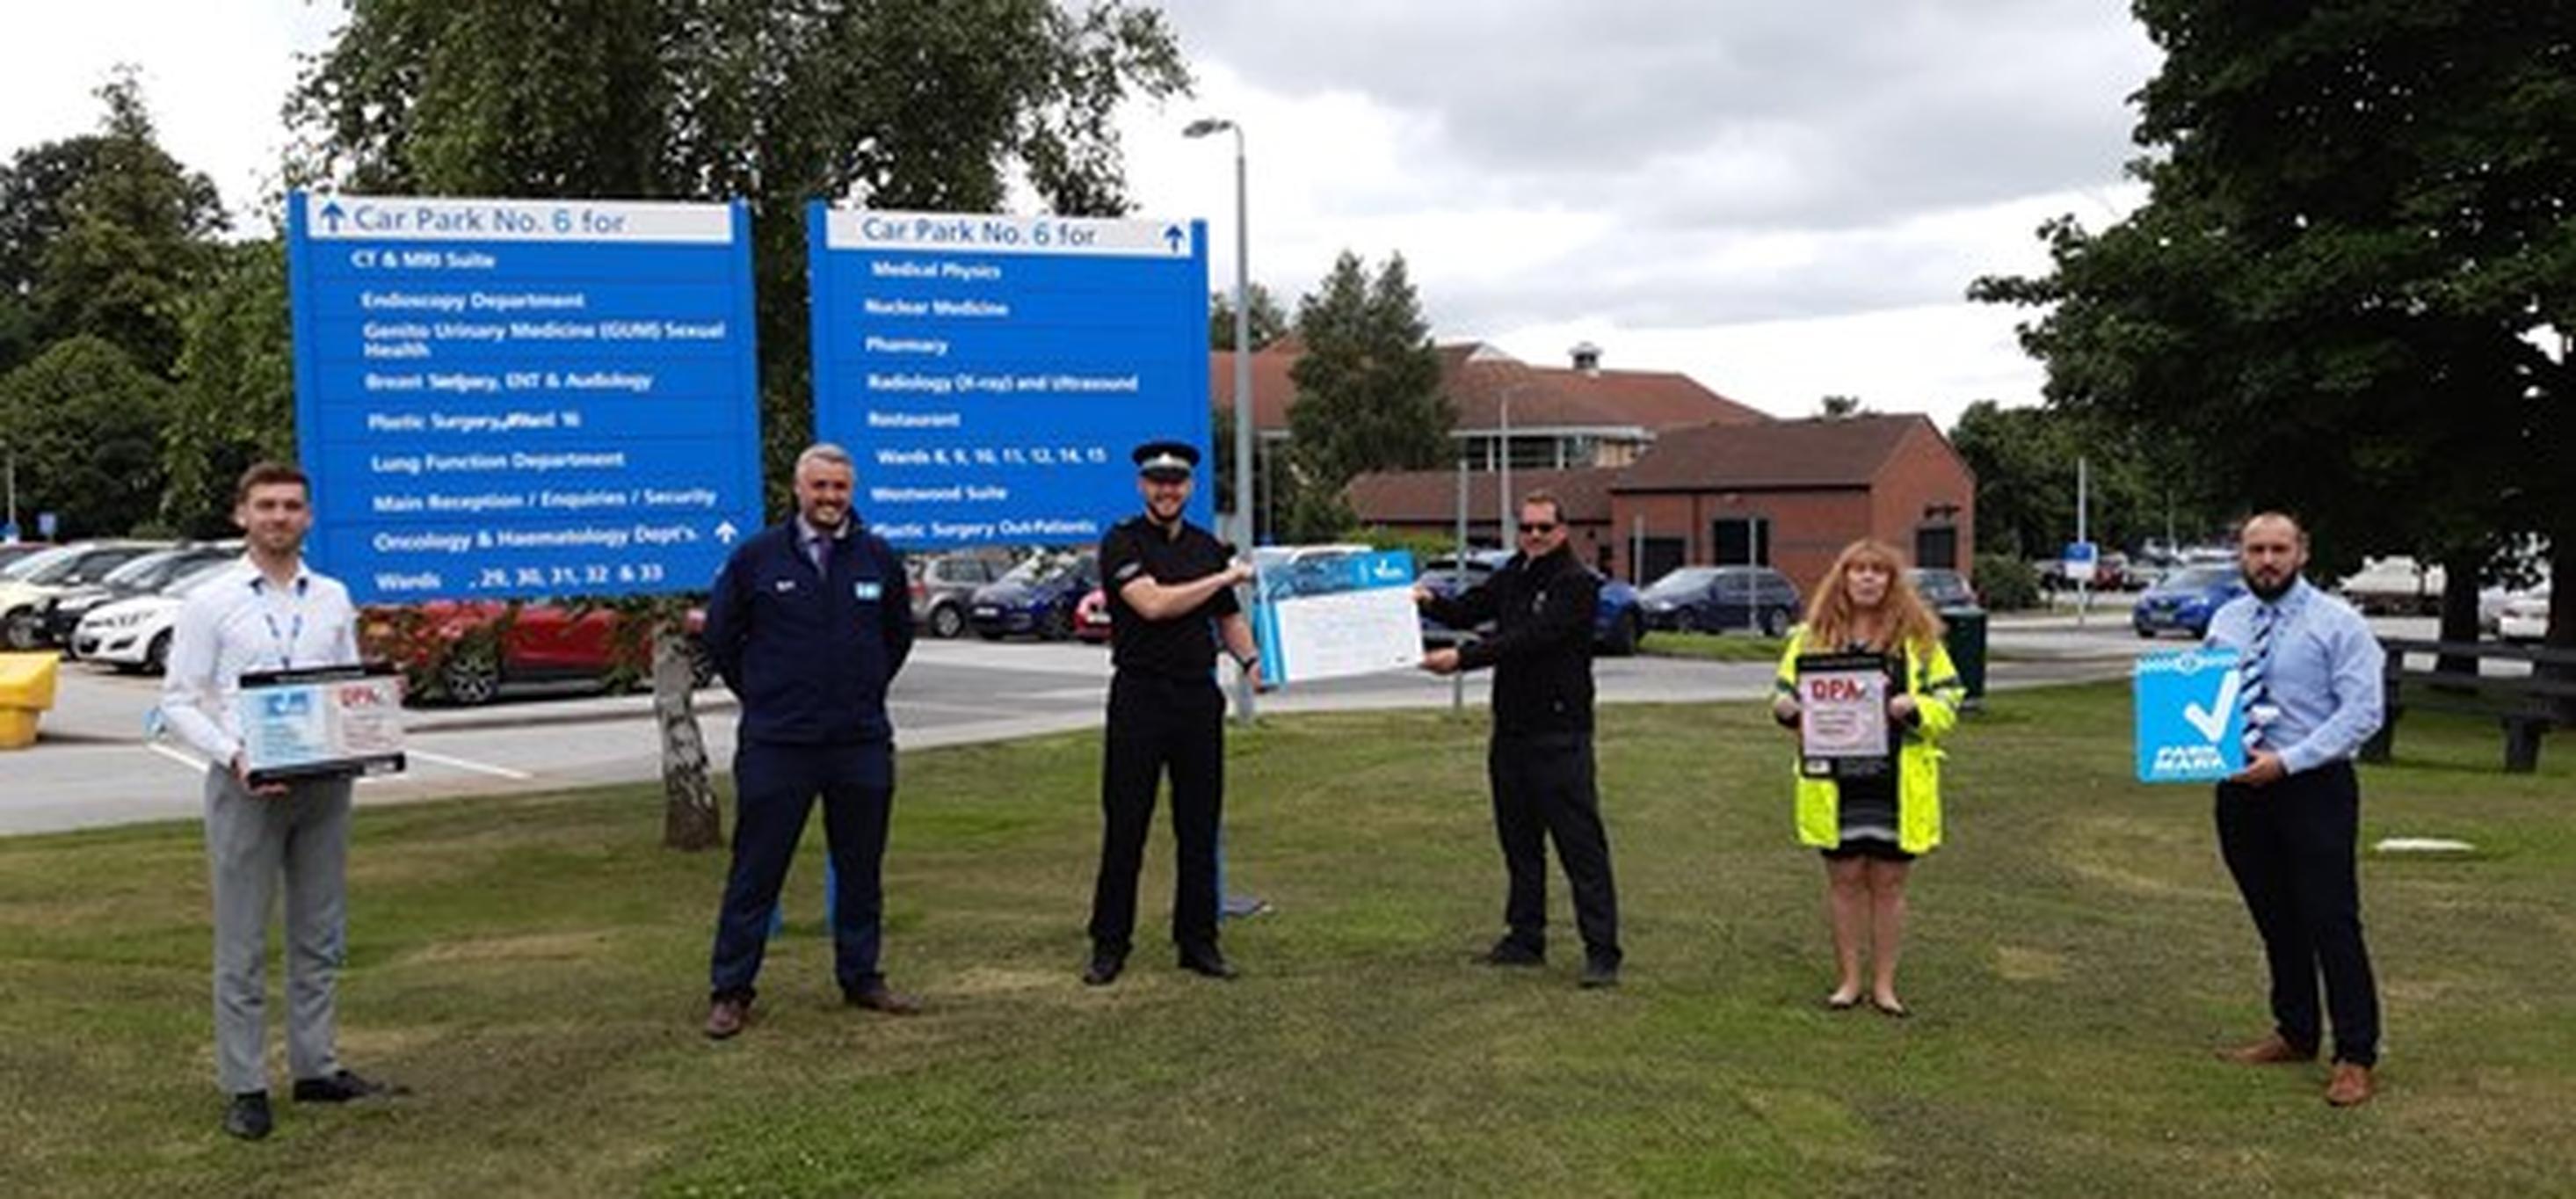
[1417,490,1623,988]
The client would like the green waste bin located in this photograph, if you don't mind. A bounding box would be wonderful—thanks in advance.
[1940,606,1987,709]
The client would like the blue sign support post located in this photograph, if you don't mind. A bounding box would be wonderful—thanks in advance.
[806,207,1210,549]
[286,193,764,604]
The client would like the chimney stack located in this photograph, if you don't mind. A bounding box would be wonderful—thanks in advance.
[1569,341,1602,376]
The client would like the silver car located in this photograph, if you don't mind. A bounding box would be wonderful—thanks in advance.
[909,552,1011,639]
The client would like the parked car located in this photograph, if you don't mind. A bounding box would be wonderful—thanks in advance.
[1635,565,1802,637]
[2337,556,2444,616]
[1906,567,1977,611]
[909,551,1011,639]
[2131,564,2249,639]
[1418,550,1646,656]
[0,540,169,649]
[42,542,241,653]
[70,560,240,673]
[968,552,1099,640]
[360,600,710,706]
[0,542,55,570]
[1073,586,1113,643]
[2497,588,2551,643]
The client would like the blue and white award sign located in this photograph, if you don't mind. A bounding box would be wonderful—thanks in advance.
[806,207,1210,549]
[2134,647,2246,782]
[286,193,765,604]
[1249,547,1422,687]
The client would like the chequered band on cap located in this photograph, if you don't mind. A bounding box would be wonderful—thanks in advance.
[1139,452,1193,474]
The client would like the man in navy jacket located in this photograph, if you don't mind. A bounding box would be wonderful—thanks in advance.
[700,443,916,1038]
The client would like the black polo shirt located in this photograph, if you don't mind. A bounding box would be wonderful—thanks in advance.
[1100,514,1239,679]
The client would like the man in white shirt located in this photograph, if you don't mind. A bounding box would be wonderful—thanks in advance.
[160,461,401,1140]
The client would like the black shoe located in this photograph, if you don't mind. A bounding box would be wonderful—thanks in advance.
[223,1092,272,1141]
[291,1069,406,1104]
[1479,940,1545,967]
[1178,947,1238,980]
[1578,959,1621,989]
[844,983,924,1015]
[1081,953,1126,986]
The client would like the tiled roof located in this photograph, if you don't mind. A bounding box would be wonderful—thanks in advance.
[1346,467,1619,525]
[1614,414,1933,490]
[1214,342,1768,435]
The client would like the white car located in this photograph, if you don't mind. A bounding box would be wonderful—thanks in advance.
[71,562,235,673]
[2497,588,2551,643]
[2338,556,2446,616]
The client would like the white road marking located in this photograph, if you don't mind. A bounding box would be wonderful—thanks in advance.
[404,747,534,780]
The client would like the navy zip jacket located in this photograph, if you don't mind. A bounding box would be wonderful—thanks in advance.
[1420,544,1599,738]
[703,519,913,746]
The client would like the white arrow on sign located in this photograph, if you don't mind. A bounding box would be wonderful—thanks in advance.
[2181,669,2243,743]
[715,520,738,544]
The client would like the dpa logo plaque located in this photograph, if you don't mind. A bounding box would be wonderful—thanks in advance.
[2133,648,2246,783]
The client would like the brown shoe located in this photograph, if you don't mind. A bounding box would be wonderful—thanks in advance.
[845,984,923,1016]
[2326,1062,2376,1107]
[2218,1033,2313,1065]
[704,996,751,1040]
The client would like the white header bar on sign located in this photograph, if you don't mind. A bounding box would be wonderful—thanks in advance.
[823,208,1195,258]
[302,194,736,244]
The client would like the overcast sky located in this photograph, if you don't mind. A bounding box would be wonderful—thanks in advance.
[1,1,2159,426]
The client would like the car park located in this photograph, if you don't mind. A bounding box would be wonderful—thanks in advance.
[70,560,239,673]
[1418,550,1645,656]
[0,540,169,649]
[42,542,240,653]
[909,551,1011,639]
[969,551,1099,640]
[2130,564,2248,639]
[1907,567,1977,611]
[0,542,54,570]
[360,600,710,706]
[2497,588,2551,643]
[1634,565,1802,637]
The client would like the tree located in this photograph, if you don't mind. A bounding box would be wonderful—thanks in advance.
[163,240,294,537]
[21,71,227,378]
[0,337,171,537]
[1948,399,2217,560]
[1971,3,2574,658]
[1282,251,1450,540]
[1208,281,1288,351]
[289,0,1191,847]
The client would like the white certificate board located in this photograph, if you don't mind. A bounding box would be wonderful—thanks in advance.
[1249,547,1424,687]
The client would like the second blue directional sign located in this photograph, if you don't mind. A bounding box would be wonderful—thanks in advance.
[808,207,1211,549]
[287,193,764,604]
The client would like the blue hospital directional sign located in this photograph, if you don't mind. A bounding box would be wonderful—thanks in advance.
[808,207,1210,549]
[2133,647,2246,782]
[287,193,762,603]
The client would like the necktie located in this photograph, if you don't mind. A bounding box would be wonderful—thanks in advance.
[2241,601,2276,750]
[809,534,831,575]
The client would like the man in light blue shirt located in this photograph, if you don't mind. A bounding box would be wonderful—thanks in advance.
[2201,512,2385,1107]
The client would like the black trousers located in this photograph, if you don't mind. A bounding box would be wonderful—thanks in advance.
[1088,672,1225,956]
[710,741,894,1000]
[2216,761,2380,1066]
[1490,732,1621,965]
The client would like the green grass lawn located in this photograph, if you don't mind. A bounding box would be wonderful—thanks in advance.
[4,685,2572,1196]
[1638,630,1789,662]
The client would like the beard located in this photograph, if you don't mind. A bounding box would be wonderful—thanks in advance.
[2246,570,2297,601]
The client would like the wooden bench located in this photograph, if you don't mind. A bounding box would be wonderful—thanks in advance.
[2362,638,2576,773]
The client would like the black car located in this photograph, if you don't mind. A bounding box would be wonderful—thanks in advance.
[45,543,240,653]
[1634,565,1803,636]
[1906,568,1977,611]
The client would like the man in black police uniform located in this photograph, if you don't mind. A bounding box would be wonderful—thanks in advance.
[1418,490,1623,988]
[699,443,918,1038]
[1082,440,1259,985]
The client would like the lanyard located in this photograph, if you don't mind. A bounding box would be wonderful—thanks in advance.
[255,576,306,671]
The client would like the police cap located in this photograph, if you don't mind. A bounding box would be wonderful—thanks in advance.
[1132,440,1200,481]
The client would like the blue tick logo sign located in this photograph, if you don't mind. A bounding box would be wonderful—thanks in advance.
[2133,648,2246,783]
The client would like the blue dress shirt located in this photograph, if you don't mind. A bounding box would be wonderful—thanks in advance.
[2203,578,2386,776]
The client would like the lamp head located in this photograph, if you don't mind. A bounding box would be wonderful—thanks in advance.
[1183,117,1236,138]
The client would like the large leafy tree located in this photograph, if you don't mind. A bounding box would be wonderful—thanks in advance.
[1972,2,2576,651]
[1948,399,2217,561]
[287,0,1191,847]
[164,240,294,538]
[18,72,227,378]
[1283,251,1449,540]
[0,337,173,537]
[1208,281,1288,352]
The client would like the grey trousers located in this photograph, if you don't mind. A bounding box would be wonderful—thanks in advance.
[202,766,354,1095]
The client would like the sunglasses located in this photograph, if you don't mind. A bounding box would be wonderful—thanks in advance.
[1519,522,1560,535]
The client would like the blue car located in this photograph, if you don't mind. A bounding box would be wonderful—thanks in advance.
[1419,550,1645,657]
[969,552,1099,641]
[2131,564,2247,639]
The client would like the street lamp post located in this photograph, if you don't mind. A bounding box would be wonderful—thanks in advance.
[1185,115,1257,724]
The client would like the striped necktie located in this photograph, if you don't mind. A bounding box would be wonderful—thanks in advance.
[2241,600,2277,749]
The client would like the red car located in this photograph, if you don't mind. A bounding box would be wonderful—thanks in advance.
[362,600,710,706]
[1074,586,1113,643]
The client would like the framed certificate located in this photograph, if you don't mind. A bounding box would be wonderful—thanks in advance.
[1248,546,1424,687]
[1796,652,1895,780]
[236,665,408,786]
